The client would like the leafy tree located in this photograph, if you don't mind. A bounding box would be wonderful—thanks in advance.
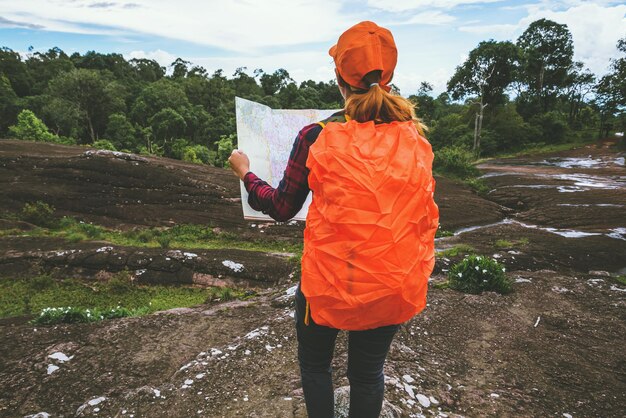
[448,40,519,153]
[170,58,190,79]
[129,58,165,83]
[25,47,75,95]
[596,37,626,137]
[258,68,293,96]
[48,68,118,143]
[409,82,436,125]
[516,19,574,113]
[41,97,82,137]
[0,47,32,96]
[9,109,58,142]
[149,107,187,143]
[130,79,190,125]
[0,74,18,134]
[105,113,136,151]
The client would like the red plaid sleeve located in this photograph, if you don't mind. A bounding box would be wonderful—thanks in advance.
[243,123,323,222]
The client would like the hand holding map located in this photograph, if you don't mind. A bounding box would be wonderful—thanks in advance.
[234,97,337,221]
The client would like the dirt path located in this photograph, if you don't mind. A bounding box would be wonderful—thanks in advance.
[0,139,625,417]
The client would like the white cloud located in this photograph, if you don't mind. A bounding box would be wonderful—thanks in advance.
[458,23,518,35]
[367,0,503,12]
[0,0,352,52]
[387,11,456,26]
[520,2,626,75]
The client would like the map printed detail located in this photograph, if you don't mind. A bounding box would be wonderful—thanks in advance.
[235,97,337,221]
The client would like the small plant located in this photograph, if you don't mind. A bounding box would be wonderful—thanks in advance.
[156,234,172,249]
[75,222,105,239]
[205,286,243,303]
[32,305,139,325]
[437,244,474,258]
[92,139,117,151]
[435,228,454,238]
[106,271,134,294]
[30,274,55,290]
[495,237,529,249]
[448,255,511,294]
[20,201,57,227]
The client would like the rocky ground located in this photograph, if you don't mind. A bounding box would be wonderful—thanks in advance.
[0,139,624,417]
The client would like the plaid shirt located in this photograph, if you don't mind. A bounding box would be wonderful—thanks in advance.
[243,122,324,222]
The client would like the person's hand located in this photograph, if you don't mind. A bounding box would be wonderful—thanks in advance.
[228,149,250,180]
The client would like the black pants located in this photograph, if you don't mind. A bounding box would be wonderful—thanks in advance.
[295,284,399,418]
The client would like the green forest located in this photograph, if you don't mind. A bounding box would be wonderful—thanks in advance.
[1,18,624,168]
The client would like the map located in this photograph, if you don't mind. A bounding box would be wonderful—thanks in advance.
[235,97,337,221]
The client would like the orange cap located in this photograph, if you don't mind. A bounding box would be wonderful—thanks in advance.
[329,21,397,92]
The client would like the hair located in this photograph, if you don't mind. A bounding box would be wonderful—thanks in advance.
[340,71,427,136]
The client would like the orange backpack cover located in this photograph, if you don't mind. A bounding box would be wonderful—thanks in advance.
[301,119,439,330]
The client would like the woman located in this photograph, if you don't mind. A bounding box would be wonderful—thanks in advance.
[229,21,439,418]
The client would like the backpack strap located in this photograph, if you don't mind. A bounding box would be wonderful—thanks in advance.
[317,113,350,129]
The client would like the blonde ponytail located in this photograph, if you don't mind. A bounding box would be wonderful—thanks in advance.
[343,73,428,136]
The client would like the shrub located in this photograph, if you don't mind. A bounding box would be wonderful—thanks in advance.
[20,201,56,227]
[448,255,511,294]
[30,274,55,290]
[106,271,134,294]
[91,139,117,151]
[8,109,58,142]
[156,234,171,248]
[75,222,105,239]
[214,134,236,167]
[434,146,479,179]
[529,111,569,144]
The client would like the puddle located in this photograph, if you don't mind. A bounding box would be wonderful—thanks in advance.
[487,173,625,193]
[557,204,625,208]
[452,218,623,241]
[536,156,625,168]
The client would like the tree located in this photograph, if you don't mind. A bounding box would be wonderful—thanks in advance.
[596,37,626,137]
[409,82,436,125]
[129,58,165,83]
[105,113,136,151]
[258,68,293,96]
[149,108,187,144]
[9,109,57,142]
[48,69,117,143]
[170,58,190,79]
[448,40,519,153]
[0,47,32,96]
[517,19,574,113]
[0,74,18,134]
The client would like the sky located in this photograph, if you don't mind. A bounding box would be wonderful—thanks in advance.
[0,0,624,95]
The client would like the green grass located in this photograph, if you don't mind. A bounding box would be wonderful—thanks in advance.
[435,228,454,238]
[1,216,303,255]
[436,244,475,258]
[0,272,247,321]
[611,275,626,286]
[476,138,596,162]
[495,237,529,249]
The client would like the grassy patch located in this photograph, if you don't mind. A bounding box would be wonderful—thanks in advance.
[610,275,626,286]
[494,237,529,249]
[476,139,596,162]
[1,215,303,255]
[0,272,247,321]
[436,244,475,258]
[435,228,454,238]
[463,177,490,195]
